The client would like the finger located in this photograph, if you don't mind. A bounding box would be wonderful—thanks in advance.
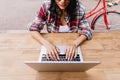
[68,52,71,61]
[46,50,51,59]
[70,51,75,60]
[49,52,54,60]
[46,53,49,59]
[69,47,75,60]
[51,51,57,60]
[67,48,72,61]
[53,48,59,60]
[65,48,70,60]
[68,46,74,60]
[56,47,60,53]
[74,49,78,58]
[56,47,60,60]
[55,53,59,60]
[54,47,59,60]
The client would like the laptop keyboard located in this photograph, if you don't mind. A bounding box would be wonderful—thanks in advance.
[41,54,81,61]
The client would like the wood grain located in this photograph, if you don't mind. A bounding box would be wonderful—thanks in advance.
[0,30,120,80]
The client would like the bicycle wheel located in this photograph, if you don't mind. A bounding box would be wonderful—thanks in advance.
[92,11,120,30]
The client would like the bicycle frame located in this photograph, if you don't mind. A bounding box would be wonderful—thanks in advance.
[85,0,116,29]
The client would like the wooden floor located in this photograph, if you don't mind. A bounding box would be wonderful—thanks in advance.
[0,30,120,80]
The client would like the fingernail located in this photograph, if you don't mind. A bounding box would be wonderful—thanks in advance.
[68,58,69,61]
[66,57,68,60]
[74,56,76,58]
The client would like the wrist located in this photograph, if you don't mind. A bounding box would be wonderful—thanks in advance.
[72,35,87,46]
[72,40,79,47]
[42,39,50,46]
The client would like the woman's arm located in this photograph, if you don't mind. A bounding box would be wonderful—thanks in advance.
[65,2,92,60]
[65,18,91,60]
[30,31,59,60]
[65,35,87,60]
[72,35,87,46]
[30,31,49,46]
[29,3,59,60]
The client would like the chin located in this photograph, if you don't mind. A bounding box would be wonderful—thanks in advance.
[60,8,65,10]
[59,7,66,10]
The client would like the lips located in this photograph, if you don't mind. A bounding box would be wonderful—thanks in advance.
[59,4,66,8]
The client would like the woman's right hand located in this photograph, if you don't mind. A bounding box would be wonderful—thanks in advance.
[30,31,59,60]
[44,42,60,60]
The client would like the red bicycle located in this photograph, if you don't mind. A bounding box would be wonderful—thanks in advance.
[84,0,120,30]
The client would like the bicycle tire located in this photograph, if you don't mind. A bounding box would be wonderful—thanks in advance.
[92,11,120,30]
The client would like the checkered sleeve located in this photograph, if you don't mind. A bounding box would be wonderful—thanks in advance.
[28,3,47,32]
[78,3,92,40]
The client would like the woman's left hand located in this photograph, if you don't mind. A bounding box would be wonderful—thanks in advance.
[65,35,87,60]
[65,43,78,60]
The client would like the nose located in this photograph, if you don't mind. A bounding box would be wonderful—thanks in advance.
[60,0,65,3]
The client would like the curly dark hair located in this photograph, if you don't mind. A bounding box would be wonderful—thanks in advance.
[49,0,78,21]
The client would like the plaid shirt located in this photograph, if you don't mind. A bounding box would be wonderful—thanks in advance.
[29,1,92,39]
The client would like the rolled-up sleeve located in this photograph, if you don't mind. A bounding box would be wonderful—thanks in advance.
[79,17,92,40]
[78,4,92,40]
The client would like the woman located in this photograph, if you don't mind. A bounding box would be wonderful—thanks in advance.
[29,0,92,60]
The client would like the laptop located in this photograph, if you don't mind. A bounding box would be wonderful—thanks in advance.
[25,45,100,72]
